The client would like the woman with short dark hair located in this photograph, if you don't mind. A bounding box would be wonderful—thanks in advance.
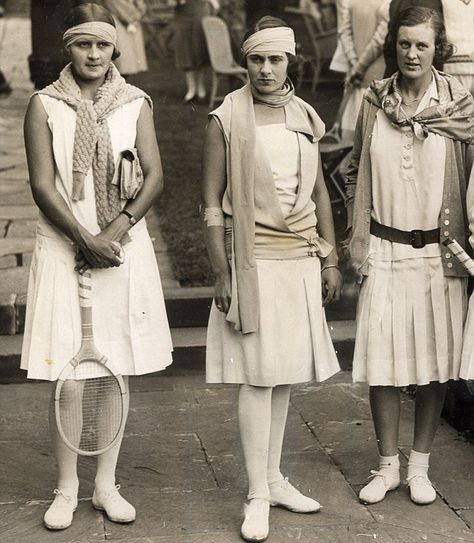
[22,2,173,530]
[202,15,341,542]
[345,6,473,506]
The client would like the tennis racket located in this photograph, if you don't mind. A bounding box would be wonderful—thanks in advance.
[54,270,128,456]
[443,238,474,276]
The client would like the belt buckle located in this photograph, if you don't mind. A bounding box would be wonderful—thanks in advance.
[410,229,425,249]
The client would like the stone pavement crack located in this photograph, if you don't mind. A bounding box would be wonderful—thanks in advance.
[133,465,166,477]
[195,432,220,489]
[289,397,380,523]
[2,219,11,238]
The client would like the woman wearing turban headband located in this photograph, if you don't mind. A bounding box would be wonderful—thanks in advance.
[22,2,172,530]
[202,15,342,542]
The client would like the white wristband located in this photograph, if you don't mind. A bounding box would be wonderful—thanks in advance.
[203,207,224,227]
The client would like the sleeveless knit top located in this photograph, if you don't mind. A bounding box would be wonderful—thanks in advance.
[37,95,144,239]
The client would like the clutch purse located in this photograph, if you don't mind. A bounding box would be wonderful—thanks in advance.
[112,148,144,200]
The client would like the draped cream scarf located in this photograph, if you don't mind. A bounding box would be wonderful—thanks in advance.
[226,81,325,334]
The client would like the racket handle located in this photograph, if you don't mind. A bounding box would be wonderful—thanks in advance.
[443,238,474,276]
[78,271,92,308]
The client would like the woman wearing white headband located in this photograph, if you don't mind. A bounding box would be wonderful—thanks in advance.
[202,15,342,542]
[22,3,172,530]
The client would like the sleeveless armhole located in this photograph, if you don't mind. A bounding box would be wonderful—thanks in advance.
[36,94,56,131]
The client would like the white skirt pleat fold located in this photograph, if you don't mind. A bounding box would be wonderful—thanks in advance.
[353,257,466,386]
[460,295,474,380]
[21,225,173,381]
[206,257,340,386]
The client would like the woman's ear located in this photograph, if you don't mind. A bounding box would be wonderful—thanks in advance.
[63,46,71,60]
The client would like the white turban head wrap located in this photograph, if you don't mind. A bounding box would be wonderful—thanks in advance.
[241,27,296,57]
[63,22,117,48]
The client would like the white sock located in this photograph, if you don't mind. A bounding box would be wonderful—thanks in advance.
[267,385,291,486]
[408,450,430,479]
[379,454,400,472]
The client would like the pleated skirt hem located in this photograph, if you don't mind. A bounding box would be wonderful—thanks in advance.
[352,256,466,387]
[460,293,474,380]
[206,258,340,387]
[21,226,173,381]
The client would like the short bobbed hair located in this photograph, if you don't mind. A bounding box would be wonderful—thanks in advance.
[385,7,453,65]
[240,15,297,69]
[64,3,120,60]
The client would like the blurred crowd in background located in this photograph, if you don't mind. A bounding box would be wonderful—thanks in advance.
[0,0,472,145]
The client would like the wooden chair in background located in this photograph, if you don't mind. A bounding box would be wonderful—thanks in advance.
[201,16,248,108]
[283,6,337,92]
[142,0,175,59]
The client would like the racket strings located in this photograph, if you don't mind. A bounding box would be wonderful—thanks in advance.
[58,366,123,454]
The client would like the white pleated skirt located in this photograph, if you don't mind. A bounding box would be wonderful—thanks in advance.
[353,256,467,387]
[206,257,341,386]
[460,294,474,380]
[21,222,173,381]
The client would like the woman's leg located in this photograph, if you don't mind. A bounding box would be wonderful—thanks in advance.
[407,381,447,505]
[370,385,401,456]
[412,381,447,453]
[266,385,291,485]
[238,384,272,499]
[238,384,272,542]
[184,70,197,102]
[196,67,207,99]
[359,386,401,504]
[93,377,135,523]
[267,385,320,513]
[44,382,81,529]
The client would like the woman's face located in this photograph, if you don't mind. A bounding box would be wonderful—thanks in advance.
[396,22,436,82]
[68,37,114,82]
[246,50,289,94]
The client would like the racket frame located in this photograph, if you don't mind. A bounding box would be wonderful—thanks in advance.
[54,270,128,457]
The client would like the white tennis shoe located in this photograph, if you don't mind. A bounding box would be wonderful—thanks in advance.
[269,478,321,513]
[44,488,78,530]
[407,473,436,505]
[241,498,270,542]
[92,484,136,523]
[359,469,400,504]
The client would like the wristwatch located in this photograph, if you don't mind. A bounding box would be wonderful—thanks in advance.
[121,209,137,226]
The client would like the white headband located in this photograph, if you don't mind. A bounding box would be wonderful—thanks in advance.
[63,22,117,48]
[242,27,296,57]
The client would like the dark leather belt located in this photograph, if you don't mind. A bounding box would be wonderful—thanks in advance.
[370,219,440,249]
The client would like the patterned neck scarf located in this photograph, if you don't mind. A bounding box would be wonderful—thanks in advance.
[368,68,473,143]
[38,63,152,229]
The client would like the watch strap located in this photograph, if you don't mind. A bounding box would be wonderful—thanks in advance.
[121,209,136,225]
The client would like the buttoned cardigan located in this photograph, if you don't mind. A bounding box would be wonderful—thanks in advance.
[344,87,474,277]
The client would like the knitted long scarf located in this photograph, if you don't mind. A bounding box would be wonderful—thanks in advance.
[38,63,152,229]
[369,68,473,143]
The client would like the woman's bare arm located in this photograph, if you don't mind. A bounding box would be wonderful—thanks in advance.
[313,154,342,305]
[24,95,122,269]
[201,117,232,312]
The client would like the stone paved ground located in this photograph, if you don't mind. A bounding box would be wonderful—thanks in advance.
[0,371,473,543]
[0,12,472,543]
